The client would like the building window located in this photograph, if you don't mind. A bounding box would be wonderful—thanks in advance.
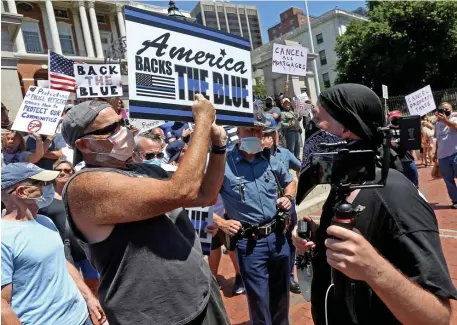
[316,33,323,44]
[203,5,213,11]
[54,9,69,19]
[22,21,43,53]
[319,50,327,65]
[96,14,106,24]
[272,29,276,34]
[100,31,112,56]
[57,23,75,55]
[290,19,294,25]
[323,73,331,88]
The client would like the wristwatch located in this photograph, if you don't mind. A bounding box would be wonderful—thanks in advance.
[211,145,227,155]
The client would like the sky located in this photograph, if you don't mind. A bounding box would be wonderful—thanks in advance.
[147,1,366,43]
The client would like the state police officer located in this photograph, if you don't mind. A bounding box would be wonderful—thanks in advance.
[219,113,297,325]
[262,116,302,295]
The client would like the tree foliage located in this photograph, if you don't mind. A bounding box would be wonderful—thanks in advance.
[254,77,267,97]
[335,1,457,96]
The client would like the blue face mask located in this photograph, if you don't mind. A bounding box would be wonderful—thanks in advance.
[33,184,55,209]
[239,137,263,155]
[144,158,161,166]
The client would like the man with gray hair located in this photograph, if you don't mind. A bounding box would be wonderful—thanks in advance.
[61,96,230,325]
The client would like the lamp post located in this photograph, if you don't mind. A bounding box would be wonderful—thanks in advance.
[168,1,186,20]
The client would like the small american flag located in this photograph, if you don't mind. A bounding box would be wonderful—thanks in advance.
[49,51,76,92]
[136,72,176,100]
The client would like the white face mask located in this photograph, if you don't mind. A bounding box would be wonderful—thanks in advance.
[31,184,55,209]
[84,126,135,162]
[239,137,263,155]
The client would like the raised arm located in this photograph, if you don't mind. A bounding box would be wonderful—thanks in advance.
[68,94,216,225]
[25,134,44,164]
[1,284,21,325]
[192,124,227,207]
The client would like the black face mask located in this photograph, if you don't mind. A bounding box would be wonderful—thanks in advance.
[265,102,272,109]
[445,110,452,117]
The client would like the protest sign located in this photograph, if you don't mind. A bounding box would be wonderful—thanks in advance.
[12,86,70,135]
[186,207,214,255]
[293,93,312,117]
[405,85,436,116]
[272,44,308,77]
[125,6,253,126]
[130,118,165,133]
[382,85,388,99]
[74,64,123,98]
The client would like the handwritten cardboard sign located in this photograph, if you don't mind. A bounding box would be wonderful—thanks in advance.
[125,5,253,126]
[75,64,123,98]
[405,85,436,116]
[272,44,308,77]
[12,86,70,135]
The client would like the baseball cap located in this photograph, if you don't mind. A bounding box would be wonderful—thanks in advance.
[61,100,111,149]
[166,140,186,163]
[266,96,274,101]
[388,110,402,120]
[263,115,280,134]
[1,162,59,190]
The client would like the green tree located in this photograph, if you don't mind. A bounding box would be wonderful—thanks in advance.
[335,1,457,96]
[254,77,267,97]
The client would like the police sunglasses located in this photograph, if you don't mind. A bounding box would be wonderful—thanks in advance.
[143,152,164,160]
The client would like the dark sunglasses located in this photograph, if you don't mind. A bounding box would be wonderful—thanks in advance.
[55,168,73,174]
[144,152,164,160]
[83,120,125,137]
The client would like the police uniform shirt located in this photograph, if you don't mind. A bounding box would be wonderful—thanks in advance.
[272,147,301,171]
[220,146,293,224]
[311,169,457,325]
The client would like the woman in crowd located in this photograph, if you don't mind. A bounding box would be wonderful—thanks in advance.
[280,97,302,159]
[1,131,44,165]
[420,116,435,166]
[38,157,100,297]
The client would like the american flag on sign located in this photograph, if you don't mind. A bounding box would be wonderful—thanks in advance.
[136,72,176,100]
[49,51,76,92]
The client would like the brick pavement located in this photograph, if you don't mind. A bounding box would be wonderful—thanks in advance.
[217,165,457,324]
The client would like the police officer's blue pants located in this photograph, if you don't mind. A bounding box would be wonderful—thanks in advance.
[288,204,298,281]
[236,232,290,325]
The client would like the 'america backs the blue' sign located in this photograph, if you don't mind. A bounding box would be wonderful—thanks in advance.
[125,5,254,126]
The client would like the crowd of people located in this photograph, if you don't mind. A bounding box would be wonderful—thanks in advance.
[1,85,456,325]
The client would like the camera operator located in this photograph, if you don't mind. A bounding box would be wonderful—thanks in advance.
[218,112,297,325]
[61,96,230,325]
[292,84,457,325]
[387,110,419,188]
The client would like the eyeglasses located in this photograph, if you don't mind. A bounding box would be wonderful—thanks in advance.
[83,120,125,137]
[143,152,164,160]
[55,168,73,175]
[7,180,52,194]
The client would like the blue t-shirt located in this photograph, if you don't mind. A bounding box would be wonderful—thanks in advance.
[1,215,88,325]
[2,150,31,165]
[26,133,66,170]
[434,117,457,159]
[160,121,176,142]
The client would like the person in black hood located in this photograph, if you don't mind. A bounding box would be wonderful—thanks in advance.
[292,84,456,325]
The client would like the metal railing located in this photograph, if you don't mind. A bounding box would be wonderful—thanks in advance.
[382,87,457,115]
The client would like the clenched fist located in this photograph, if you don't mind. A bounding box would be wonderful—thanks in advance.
[192,94,216,124]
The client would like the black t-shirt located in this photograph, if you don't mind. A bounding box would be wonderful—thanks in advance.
[311,169,457,325]
[39,199,87,262]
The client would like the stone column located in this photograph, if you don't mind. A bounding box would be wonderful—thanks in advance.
[78,1,94,57]
[109,15,119,42]
[236,7,243,38]
[214,3,221,30]
[116,4,126,38]
[6,0,26,53]
[244,9,253,50]
[88,1,104,58]
[71,8,86,56]
[38,4,53,51]
[45,0,62,54]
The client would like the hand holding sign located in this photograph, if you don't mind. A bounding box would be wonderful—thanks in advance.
[192,94,216,124]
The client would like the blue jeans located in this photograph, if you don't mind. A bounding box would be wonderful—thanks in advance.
[401,161,419,188]
[284,130,301,160]
[439,152,457,203]
[236,232,290,325]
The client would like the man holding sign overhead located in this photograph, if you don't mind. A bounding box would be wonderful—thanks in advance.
[61,95,230,325]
